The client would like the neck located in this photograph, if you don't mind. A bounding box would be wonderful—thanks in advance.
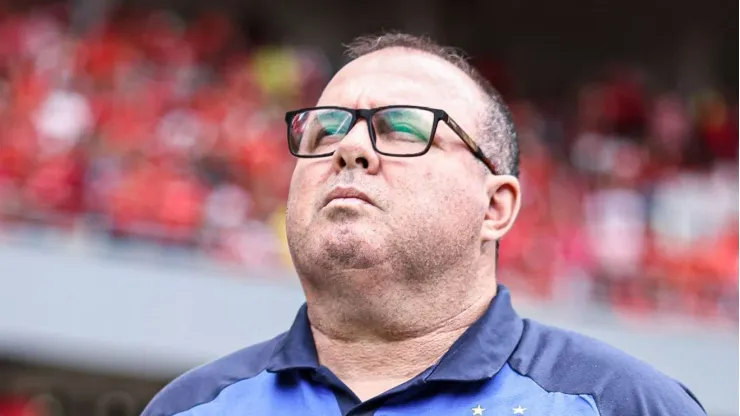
[307,269,497,402]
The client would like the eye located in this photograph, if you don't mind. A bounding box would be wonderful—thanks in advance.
[317,121,348,137]
[388,122,429,142]
[301,112,352,151]
[374,110,433,143]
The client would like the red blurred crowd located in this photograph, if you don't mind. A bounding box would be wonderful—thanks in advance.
[0,5,736,321]
[500,83,737,322]
[0,5,326,267]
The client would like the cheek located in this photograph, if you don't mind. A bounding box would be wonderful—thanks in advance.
[287,165,323,217]
[398,170,468,213]
[423,167,434,182]
[420,171,485,218]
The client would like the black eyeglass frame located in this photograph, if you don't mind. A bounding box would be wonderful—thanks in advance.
[285,105,498,175]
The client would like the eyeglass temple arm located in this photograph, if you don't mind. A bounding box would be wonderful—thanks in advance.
[445,116,498,175]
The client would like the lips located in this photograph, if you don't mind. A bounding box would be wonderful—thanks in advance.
[324,187,374,207]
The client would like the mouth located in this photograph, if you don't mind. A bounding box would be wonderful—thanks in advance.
[324,187,375,208]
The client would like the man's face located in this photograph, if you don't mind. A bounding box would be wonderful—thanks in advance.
[286,49,490,282]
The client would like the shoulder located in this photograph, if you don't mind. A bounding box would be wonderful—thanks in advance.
[141,333,286,416]
[508,319,706,416]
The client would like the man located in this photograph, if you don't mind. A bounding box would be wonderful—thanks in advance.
[142,33,706,415]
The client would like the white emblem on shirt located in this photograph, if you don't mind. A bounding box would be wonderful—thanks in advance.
[513,405,527,414]
[472,404,485,415]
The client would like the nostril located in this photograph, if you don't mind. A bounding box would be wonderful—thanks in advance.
[357,157,369,169]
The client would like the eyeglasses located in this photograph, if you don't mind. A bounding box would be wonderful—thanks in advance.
[284,105,498,175]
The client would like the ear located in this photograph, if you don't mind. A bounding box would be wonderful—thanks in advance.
[480,174,521,244]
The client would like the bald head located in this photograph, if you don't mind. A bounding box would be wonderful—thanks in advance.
[343,33,519,178]
[324,47,484,109]
[317,48,485,157]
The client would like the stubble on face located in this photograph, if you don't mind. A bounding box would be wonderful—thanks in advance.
[285,48,489,325]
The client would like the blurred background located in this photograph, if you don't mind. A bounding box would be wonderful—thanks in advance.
[0,0,736,414]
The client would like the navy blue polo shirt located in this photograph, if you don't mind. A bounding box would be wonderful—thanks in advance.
[142,285,706,415]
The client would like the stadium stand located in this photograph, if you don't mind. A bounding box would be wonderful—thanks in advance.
[0,4,736,324]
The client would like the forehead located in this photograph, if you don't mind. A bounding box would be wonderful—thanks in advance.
[317,48,482,134]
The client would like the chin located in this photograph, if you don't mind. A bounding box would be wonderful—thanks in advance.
[287,210,387,272]
[324,246,377,269]
[318,227,385,269]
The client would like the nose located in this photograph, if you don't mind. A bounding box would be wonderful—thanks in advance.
[331,120,380,174]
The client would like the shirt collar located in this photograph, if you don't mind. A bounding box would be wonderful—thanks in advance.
[267,284,523,382]
[267,303,319,372]
[425,284,524,382]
